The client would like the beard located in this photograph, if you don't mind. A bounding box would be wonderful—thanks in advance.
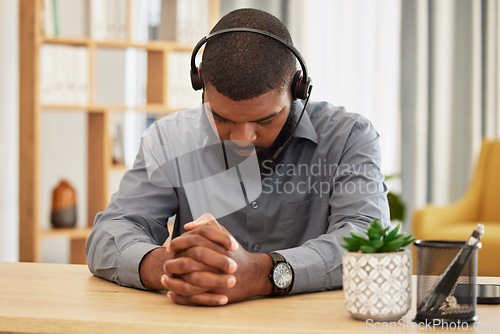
[256,103,297,176]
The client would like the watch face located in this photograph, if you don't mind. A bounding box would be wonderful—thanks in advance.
[273,263,292,289]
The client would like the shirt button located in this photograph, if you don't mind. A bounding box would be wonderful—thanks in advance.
[251,201,259,209]
[253,244,260,252]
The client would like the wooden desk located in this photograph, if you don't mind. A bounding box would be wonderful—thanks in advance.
[0,262,499,333]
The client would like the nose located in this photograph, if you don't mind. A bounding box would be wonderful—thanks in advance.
[229,122,257,145]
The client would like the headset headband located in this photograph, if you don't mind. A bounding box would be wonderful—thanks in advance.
[190,27,312,100]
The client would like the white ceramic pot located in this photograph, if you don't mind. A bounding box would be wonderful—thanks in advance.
[342,249,412,321]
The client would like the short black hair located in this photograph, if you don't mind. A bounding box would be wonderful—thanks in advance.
[200,8,296,101]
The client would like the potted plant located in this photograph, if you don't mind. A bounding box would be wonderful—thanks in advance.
[341,220,415,321]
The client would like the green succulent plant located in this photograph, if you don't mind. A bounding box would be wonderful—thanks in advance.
[341,220,415,253]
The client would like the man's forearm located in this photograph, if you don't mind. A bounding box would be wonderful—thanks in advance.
[140,247,172,290]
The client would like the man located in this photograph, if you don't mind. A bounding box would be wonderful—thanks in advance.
[86,8,390,306]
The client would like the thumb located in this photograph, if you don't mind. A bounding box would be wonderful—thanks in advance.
[183,213,238,252]
[184,213,228,233]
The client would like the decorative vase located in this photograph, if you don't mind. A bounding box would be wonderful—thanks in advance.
[50,179,77,228]
[342,249,412,321]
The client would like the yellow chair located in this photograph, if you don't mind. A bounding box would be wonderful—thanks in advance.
[412,139,500,276]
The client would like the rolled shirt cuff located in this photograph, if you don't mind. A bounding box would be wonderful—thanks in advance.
[277,246,343,294]
[117,242,164,290]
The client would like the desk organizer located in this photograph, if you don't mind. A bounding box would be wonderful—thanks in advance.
[414,240,479,324]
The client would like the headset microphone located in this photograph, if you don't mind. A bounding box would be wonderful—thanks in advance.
[272,85,312,161]
[190,27,313,161]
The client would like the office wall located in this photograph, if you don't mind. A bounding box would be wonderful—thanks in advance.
[0,0,19,262]
[288,0,401,176]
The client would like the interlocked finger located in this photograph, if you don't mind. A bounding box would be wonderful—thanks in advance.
[179,246,237,274]
[160,275,208,297]
[167,291,229,306]
[180,271,236,289]
[163,257,217,275]
[167,233,228,254]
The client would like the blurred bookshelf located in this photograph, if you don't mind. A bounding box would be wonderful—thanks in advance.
[19,0,220,264]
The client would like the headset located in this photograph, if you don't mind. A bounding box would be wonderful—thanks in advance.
[190,27,313,160]
[190,27,312,100]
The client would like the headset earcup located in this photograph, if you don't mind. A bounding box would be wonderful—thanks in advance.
[291,70,310,100]
[190,67,203,91]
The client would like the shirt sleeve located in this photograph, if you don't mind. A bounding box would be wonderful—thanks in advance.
[278,115,390,294]
[85,139,178,290]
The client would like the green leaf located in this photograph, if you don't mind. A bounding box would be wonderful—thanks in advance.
[368,229,382,241]
[342,236,358,243]
[340,243,360,252]
[371,239,384,250]
[367,220,386,241]
[383,224,401,242]
[370,220,383,231]
[350,232,370,245]
[400,235,416,247]
[341,236,363,248]
[381,235,406,252]
[382,226,391,235]
[360,245,377,253]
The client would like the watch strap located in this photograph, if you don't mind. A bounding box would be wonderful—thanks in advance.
[269,252,286,264]
[268,252,293,296]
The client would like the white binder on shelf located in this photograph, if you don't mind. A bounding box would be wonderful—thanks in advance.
[42,0,55,37]
[129,0,149,43]
[75,47,89,105]
[39,44,54,104]
[63,46,76,105]
[177,0,209,44]
[56,0,89,38]
[40,45,89,106]
[117,0,128,40]
[90,0,107,40]
[48,45,65,104]
[167,51,202,110]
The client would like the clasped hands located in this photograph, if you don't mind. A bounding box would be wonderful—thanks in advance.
[160,213,272,306]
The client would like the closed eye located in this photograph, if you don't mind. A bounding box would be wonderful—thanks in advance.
[213,113,231,123]
[254,118,274,126]
[210,109,279,126]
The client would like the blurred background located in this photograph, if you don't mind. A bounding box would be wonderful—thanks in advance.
[1,0,499,262]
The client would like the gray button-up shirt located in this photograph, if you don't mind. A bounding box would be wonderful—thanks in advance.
[85,100,390,294]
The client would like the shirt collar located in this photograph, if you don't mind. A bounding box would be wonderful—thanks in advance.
[291,100,318,144]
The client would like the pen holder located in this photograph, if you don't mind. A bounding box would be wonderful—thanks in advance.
[414,240,479,324]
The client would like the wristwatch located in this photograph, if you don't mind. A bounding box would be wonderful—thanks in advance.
[268,252,294,296]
